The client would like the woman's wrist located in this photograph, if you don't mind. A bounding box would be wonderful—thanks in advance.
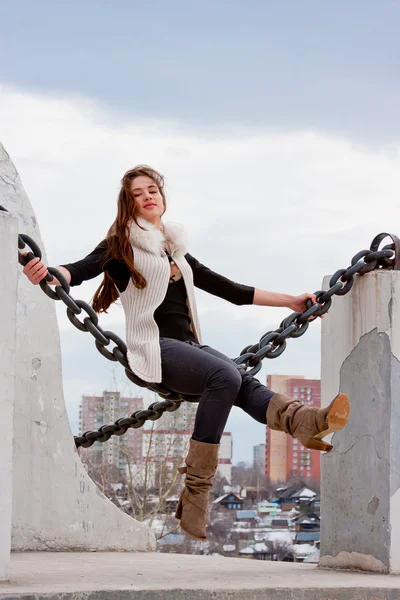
[253,289,295,308]
[282,294,296,309]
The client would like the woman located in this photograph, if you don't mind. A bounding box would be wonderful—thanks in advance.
[23,165,349,541]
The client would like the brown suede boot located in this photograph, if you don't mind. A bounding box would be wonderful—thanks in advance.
[266,393,350,451]
[175,439,219,541]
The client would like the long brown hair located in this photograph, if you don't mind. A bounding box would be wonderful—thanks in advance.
[92,165,166,313]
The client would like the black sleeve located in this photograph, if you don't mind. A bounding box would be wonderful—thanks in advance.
[185,253,255,306]
[61,239,131,291]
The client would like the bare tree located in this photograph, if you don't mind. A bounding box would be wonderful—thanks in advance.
[207,503,236,554]
[121,420,191,540]
[84,460,126,508]
[231,461,253,487]
[270,540,292,561]
[212,471,227,498]
[231,461,274,499]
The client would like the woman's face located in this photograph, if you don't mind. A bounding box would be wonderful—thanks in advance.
[131,175,164,225]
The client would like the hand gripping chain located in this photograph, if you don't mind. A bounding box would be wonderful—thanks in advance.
[1,204,399,449]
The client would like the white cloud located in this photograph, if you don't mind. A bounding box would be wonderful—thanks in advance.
[2,84,400,463]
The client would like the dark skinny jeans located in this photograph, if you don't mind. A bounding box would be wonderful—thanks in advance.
[160,337,274,444]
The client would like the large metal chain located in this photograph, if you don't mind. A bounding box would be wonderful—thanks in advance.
[1,205,399,449]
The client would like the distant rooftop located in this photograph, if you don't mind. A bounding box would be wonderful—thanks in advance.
[236,510,258,520]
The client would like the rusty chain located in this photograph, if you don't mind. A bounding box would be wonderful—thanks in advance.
[1,204,399,449]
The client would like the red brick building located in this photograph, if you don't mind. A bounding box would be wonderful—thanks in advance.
[265,375,321,484]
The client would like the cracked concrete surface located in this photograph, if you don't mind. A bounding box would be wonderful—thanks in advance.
[320,271,400,573]
[0,174,17,192]
[321,331,391,569]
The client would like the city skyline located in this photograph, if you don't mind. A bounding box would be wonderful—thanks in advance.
[78,390,233,482]
[77,373,322,476]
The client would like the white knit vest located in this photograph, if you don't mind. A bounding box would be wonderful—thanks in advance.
[119,218,202,383]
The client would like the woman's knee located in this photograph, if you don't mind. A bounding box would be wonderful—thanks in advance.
[207,362,242,396]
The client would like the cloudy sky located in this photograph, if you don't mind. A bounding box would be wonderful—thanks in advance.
[1,1,400,462]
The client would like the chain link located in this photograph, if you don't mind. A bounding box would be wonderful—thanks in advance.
[1,204,399,448]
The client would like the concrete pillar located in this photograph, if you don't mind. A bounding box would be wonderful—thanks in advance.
[0,142,155,551]
[0,212,18,580]
[320,269,400,573]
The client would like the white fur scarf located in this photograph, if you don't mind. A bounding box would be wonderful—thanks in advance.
[129,217,188,257]
[121,216,201,382]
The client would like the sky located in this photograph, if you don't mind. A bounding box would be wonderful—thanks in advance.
[1,1,400,463]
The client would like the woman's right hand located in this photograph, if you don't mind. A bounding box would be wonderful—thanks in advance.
[22,255,49,285]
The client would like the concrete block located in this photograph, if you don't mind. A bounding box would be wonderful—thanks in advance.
[0,142,155,551]
[320,269,400,573]
[0,212,18,580]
